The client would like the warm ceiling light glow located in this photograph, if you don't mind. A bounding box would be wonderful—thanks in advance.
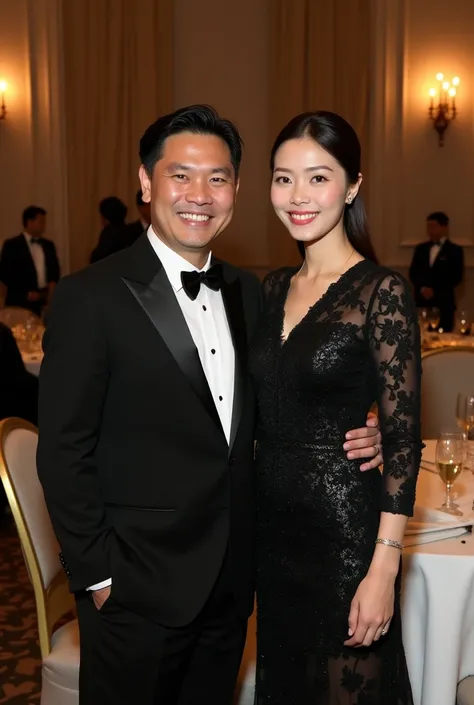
[449,87,456,97]
[452,76,460,86]
[0,81,7,93]
[429,88,436,97]
[436,72,444,81]
[442,81,450,90]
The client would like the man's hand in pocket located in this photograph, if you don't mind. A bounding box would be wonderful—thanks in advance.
[92,586,111,610]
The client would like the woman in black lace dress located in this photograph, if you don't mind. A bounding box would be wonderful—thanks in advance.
[249,112,422,704]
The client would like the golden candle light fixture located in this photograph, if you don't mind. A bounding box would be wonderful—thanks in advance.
[428,73,459,146]
[0,80,7,120]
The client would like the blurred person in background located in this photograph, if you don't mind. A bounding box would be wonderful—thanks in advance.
[409,212,464,332]
[125,189,152,245]
[0,206,60,316]
[90,196,128,263]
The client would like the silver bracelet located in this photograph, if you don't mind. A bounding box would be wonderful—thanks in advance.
[375,538,404,551]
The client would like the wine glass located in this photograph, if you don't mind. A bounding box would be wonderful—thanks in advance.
[436,432,464,516]
[456,393,474,472]
[456,393,474,437]
[427,307,441,332]
[459,310,471,336]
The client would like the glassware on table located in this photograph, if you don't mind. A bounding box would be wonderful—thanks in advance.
[456,393,474,436]
[418,308,428,330]
[466,439,474,474]
[426,307,441,332]
[436,432,465,515]
[459,310,471,336]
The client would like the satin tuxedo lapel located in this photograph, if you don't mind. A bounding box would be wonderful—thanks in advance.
[121,237,222,434]
[219,263,247,452]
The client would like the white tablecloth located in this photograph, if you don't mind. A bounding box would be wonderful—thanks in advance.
[237,441,474,705]
[22,353,42,376]
[402,440,474,705]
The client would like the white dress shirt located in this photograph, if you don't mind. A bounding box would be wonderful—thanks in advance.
[88,226,235,592]
[23,232,47,288]
[429,236,447,267]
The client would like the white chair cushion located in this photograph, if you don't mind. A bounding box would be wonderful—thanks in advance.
[4,428,60,588]
[236,661,256,705]
[42,619,79,691]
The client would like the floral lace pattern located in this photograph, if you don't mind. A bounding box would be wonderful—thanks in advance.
[249,260,421,704]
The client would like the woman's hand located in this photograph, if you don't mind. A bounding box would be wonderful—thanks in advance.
[344,571,395,647]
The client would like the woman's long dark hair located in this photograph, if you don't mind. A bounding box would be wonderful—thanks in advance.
[270,111,378,263]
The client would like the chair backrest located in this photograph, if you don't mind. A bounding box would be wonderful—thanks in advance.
[421,348,474,438]
[0,418,74,659]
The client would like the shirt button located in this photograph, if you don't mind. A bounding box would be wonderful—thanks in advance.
[211,349,216,355]
[219,396,223,401]
[202,305,207,311]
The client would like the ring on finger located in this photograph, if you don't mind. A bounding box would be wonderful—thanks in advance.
[373,443,380,455]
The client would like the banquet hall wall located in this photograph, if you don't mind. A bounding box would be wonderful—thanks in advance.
[0,0,472,310]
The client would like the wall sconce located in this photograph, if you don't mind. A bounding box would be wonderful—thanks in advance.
[428,73,459,146]
[0,80,7,120]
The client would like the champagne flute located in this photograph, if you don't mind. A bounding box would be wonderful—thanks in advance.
[456,393,474,436]
[436,432,464,516]
[418,308,428,330]
[459,310,471,336]
[427,307,440,332]
[456,393,474,472]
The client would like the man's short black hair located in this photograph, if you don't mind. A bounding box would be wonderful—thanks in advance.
[139,104,243,179]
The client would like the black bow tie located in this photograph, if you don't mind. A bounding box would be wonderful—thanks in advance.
[31,237,41,244]
[181,264,224,301]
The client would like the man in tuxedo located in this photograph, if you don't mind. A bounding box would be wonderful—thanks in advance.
[0,206,60,316]
[409,212,464,332]
[37,105,382,705]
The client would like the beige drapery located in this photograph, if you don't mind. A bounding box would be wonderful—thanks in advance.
[267,0,372,268]
[62,0,173,272]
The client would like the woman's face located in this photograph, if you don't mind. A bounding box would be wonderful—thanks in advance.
[271,137,361,244]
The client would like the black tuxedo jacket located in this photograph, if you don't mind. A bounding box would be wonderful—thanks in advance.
[409,239,464,312]
[37,234,262,627]
[0,234,60,314]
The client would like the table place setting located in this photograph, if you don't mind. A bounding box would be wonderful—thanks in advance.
[405,439,474,547]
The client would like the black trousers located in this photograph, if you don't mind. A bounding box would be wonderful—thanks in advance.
[75,551,248,705]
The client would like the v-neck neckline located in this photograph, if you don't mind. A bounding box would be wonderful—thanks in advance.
[279,259,367,347]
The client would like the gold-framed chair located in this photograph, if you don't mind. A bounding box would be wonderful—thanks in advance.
[0,417,79,705]
[234,608,256,704]
[421,347,474,438]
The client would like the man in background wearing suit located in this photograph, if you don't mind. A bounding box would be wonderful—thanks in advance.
[37,105,382,705]
[0,206,60,316]
[409,211,464,332]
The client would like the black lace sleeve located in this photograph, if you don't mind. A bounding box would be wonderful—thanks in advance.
[262,267,295,306]
[366,272,422,516]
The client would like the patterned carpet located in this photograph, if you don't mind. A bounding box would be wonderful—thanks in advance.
[0,519,42,704]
